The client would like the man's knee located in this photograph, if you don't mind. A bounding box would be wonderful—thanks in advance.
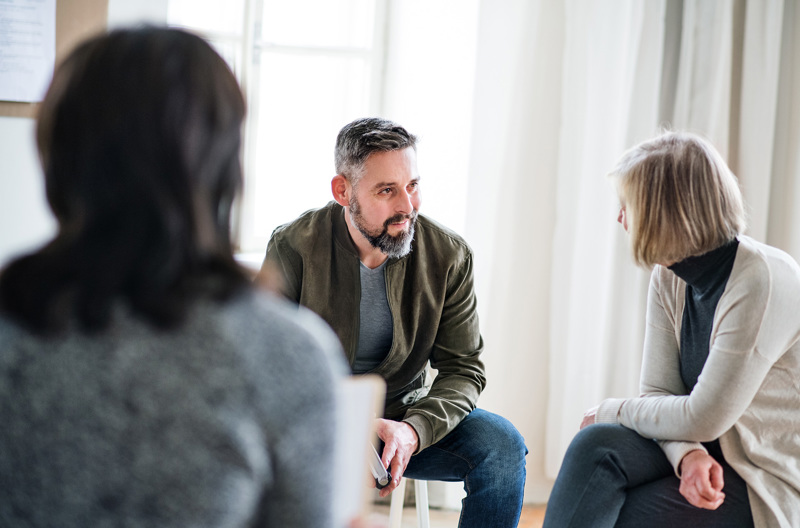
[495,415,528,462]
[467,410,528,466]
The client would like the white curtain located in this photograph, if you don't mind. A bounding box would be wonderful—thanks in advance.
[465,0,800,503]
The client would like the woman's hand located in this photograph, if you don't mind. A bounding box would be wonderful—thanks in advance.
[679,449,725,509]
[580,405,599,429]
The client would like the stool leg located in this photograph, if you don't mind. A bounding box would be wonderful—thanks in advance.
[388,478,407,528]
[414,480,430,528]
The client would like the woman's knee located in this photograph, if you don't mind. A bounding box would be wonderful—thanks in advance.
[564,423,638,463]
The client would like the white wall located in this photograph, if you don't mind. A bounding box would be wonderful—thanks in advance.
[107,0,168,27]
[381,0,479,237]
[0,117,55,267]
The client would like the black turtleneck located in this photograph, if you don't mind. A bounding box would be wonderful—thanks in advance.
[668,238,740,393]
[668,238,740,459]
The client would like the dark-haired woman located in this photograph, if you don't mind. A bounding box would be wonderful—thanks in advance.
[0,27,345,527]
[543,131,800,527]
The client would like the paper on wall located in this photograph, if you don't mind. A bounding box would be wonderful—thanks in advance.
[0,0,56,103]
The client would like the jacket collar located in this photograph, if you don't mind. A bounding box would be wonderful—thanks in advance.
[330,202,361,258]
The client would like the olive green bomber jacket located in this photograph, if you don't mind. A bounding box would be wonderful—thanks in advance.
[261,201,486,451]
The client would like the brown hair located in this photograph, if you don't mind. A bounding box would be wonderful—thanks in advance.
[609,131,746,267]
[0,27,249,333]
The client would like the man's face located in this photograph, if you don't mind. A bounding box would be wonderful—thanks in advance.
[347,148,422,258]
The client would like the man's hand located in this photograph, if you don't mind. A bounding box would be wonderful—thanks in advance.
[374,419,419,498]
[679,449,725,509]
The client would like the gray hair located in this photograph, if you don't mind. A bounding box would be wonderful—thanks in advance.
[334,117,417,186]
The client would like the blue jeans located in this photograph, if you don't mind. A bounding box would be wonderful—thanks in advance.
[401,408,527,528]
[543,424,753,528]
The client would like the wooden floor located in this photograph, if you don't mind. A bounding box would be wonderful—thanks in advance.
[370,504,545,528]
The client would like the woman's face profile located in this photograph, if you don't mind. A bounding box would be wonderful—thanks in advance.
[617,204,629,232]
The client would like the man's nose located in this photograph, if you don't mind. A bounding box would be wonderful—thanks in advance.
[396,189,414,214]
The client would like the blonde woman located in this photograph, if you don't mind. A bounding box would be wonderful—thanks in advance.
[543,132,800,527]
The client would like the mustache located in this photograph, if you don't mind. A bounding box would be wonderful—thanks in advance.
[383,210,417,228]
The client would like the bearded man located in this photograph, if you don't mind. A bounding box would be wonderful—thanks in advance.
[258,117,527,527]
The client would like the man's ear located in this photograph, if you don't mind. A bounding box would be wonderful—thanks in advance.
[331,174,350,207]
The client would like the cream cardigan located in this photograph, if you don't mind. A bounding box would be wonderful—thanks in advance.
[597,236,800,527]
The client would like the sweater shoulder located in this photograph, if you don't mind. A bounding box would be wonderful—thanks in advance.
[733,236,800,290]
[229,290,340,348]
[725,237,800,329]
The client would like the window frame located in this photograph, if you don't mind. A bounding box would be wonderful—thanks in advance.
[169,0,389,257]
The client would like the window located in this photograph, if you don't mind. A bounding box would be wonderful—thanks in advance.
[167,0,479,267]
[168,0,387,256]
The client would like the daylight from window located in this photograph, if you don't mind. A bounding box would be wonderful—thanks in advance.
[168,0,478,260]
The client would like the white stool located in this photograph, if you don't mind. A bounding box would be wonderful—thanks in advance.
[388,478,430,528]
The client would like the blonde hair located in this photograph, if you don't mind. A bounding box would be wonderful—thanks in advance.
[609,131,746,267]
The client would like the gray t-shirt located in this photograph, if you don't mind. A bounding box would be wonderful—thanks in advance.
[352,260,393,374]
[0,290,345,528]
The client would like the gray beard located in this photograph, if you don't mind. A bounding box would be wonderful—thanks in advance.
[349,197,417,259]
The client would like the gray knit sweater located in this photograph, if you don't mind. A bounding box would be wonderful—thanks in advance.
[0,290,345,527]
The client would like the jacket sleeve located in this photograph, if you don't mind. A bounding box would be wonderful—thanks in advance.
[258,230,303,303]
[598,261,781,472]
[402,252,487,451]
